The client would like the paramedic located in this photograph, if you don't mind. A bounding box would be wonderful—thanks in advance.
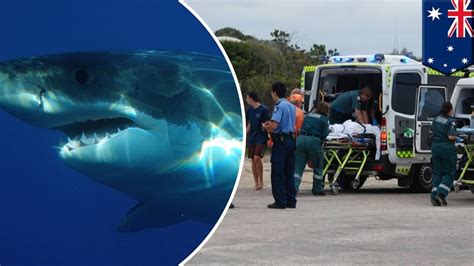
[262,82,297,209]
[329,87,372,124]
[294,101,330,195]
[430,102,457,206]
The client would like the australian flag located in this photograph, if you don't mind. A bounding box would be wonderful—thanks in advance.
[423,0,474,75]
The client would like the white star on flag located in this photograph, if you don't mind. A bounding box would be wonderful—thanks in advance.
[447,45,454,52]
[427,7,442,21]
[451,68,457,73]
[462,58,469,64]
[427,58,434,64]
[444,63,448,67]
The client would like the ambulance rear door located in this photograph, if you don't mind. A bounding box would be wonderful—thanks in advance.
[414,85,447,155]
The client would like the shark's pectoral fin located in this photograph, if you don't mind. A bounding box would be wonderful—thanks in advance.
[117,202,185,233]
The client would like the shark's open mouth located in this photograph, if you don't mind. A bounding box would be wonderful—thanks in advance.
[54,117,137,151]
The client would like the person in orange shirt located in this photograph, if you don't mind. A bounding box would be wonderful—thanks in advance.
[289,92,304,136]
[290,88,304,98]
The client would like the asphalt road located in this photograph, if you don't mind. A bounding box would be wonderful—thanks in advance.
[189,159,474,265]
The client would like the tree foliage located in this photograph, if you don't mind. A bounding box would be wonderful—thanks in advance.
[389,47,421,61]
[218,28,334,106]
[215,27,255,41]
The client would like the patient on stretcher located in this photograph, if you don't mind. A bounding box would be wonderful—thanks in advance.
[326,120,381,160]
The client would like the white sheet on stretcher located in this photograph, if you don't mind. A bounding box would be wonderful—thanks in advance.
[327,120,381,160]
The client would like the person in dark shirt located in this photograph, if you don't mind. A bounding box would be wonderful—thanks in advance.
[329,87,372,124]
[294,101,330,195]
[430,102,457,206]
[246,92,270,190]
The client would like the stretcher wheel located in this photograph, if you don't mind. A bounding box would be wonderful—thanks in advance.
[351,180,361,190]
[454,182,462,193]
[340,174,367,190]
[331,183,339,195]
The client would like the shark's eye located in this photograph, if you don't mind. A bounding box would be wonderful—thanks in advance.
[75,70,89,84]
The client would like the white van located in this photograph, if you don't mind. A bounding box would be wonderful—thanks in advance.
[302,54,474,192]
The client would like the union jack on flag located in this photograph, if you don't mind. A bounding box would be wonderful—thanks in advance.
[423,0,474,75]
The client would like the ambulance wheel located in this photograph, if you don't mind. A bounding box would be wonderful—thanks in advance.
[340,174,367,190]
[351,180,361,190]
[410,164,432,193]
[470,186,474,194]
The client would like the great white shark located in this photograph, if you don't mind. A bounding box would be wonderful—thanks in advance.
[0,51,243,232]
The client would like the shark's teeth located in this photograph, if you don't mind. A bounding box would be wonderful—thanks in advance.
[65,140,81,151]
[81,132,87,141]
[62,127,135,152]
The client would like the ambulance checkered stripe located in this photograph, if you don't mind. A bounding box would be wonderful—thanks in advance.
[427,68,474,77]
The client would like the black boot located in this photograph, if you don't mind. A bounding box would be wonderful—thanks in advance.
[267,203,286,209]
[312,191,326,196]
[431,197,441,206]
[435,194,447,206]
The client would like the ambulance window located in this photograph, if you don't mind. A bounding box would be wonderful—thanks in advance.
[417,87,445,121]
[392,73,421,115]
[304,71,314,92]
[304,71,314,111]
[458,88,474,114]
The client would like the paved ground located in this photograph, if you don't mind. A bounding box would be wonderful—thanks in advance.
[189,158,474,265]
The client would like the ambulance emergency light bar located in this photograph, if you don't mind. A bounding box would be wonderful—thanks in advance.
[329,54,412,64]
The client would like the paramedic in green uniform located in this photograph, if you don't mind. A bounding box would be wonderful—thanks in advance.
[431,102,457,206]
[294,101,330,196]
[329,87,372,124]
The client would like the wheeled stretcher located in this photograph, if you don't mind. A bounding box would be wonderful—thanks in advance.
[454,128,474,193]
[322,121,381,195]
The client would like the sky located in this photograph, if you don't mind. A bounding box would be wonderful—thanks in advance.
[186,0,422,56]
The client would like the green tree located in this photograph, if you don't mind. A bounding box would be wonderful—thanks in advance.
[270,29,291,49]
[389,47,420,61]
[217,28,324,107]
[308,44,327,63]
[215,27,254,41]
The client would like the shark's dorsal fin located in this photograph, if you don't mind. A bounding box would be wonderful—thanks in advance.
[117,202,185,233]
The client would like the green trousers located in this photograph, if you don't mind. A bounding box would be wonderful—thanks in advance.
[431,143,457,199]
[294,135,324,193]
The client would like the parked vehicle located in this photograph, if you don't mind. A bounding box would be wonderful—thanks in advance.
[302,54,474,192]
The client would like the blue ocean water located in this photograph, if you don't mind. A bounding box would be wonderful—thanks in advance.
[0,0,234,265]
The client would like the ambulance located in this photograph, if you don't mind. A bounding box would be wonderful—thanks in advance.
[302,54,474,192]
